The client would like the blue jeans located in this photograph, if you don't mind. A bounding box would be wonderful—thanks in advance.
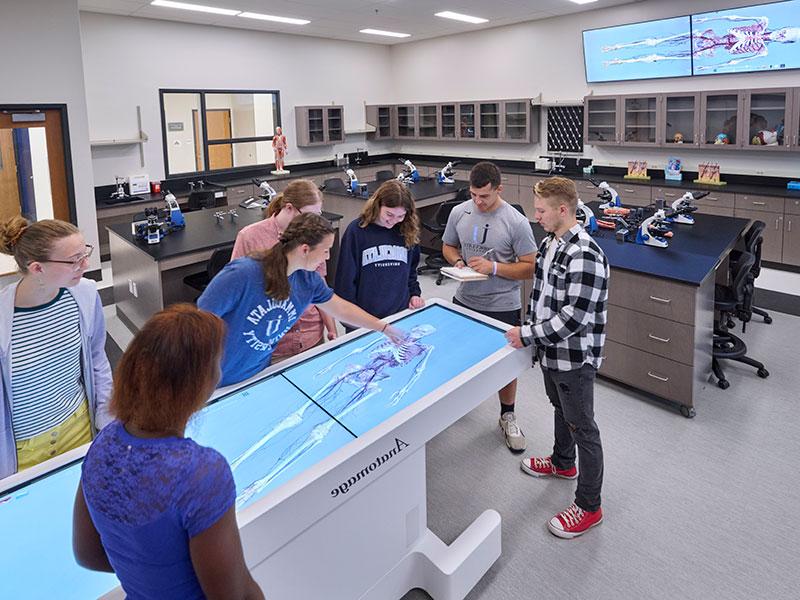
[541,364,604,512]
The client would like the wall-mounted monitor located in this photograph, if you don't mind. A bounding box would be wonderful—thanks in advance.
[692,0,800,76]
[583,16,693,83]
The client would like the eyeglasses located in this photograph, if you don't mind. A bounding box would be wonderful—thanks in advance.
[299,204,323,216]
[44,244,94,271]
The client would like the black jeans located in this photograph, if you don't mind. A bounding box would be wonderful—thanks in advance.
[541,364,604,512]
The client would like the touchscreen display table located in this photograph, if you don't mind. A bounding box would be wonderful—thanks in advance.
[0,300,528,600]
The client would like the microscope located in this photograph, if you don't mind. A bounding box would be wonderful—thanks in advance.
[636,209,672,248]
[240,178,277,209]
[345,168,360,194]
[436,161,458,184]
[397,159,420,184]
[667,191,706,225]
[589,179,622,209]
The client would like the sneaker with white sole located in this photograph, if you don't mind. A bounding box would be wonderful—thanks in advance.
[499,412,526,453]
[520,455,577,479]
[548,503,603,539]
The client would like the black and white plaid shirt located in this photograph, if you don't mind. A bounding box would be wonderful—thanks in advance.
[520,223,609,371]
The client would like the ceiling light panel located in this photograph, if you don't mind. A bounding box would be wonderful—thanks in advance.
[150,0,239,16]
[359,28,410,38]
[434,11,488,24]
[238,12,310,25]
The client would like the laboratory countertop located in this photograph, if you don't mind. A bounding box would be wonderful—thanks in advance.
[530,202,750,285]
[322,177,468,201]
[106,206,342,262]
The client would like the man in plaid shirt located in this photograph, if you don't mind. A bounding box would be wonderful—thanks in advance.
[506,176,609,539]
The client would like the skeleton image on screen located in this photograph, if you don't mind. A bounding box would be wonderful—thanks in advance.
[230,325,437,507]
[600,13,800,74]
[313,325,436,412]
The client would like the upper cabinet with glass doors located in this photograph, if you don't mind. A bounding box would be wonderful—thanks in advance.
[364,99,537,143]
[585,87,800,151]
[296,105,345,147]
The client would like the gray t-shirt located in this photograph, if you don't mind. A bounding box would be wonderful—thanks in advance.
[442,200,537,311]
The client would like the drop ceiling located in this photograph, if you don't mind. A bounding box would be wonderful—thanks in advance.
[78,0,644,44]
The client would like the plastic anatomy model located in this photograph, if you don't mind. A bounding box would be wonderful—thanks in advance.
[272,126,289,174]
[436,161,458,184]
[601,14,800,73]
[314,325,435,411]
[397,159,420,184]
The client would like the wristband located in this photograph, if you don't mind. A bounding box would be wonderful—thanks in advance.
[492,261,498,276]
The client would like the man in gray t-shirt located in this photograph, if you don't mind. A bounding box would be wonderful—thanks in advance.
[442,162,536,452]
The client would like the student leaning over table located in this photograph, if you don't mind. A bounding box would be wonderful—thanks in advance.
[232,178,337,360]
[200,213,406,387]
[0,217,112,480]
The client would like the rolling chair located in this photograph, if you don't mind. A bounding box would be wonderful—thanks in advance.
[186,189,216,212]
[416,188,470,285]
[375,170,395,182]
[322,177,347,193]
[711,250,769,389]
[183,245,233,296]
[729,220,772,326]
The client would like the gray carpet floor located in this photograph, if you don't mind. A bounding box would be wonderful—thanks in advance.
[401,274,798,600]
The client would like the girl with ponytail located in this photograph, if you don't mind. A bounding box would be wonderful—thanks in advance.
[232,179,336,360]
[0,217,112,479]
[199,213,406,386]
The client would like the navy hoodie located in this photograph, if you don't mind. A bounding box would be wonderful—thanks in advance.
[334,219,421,319]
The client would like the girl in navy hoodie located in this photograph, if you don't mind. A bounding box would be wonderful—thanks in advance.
[335,180,424,328]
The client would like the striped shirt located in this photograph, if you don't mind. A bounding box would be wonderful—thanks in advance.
[11,288,86,440]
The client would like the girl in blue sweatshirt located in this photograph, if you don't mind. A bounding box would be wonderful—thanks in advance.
[335,180,424,327]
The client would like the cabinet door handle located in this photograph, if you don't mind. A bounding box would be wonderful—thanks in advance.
[648,333,671,343]
[776,218,781,230]
[751,201,766,206]
[647,371,669,382]
[707,196,718,202]
[649,295,672,304]
[787,219,792,232]
[624,188,636,193]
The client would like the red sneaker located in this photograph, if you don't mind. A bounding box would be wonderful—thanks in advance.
[548,503,603,539]
[520,456,577,479]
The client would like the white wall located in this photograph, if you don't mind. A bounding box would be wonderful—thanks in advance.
[388,0,800,177]
[0,0,100,271]
[80,12,395,185]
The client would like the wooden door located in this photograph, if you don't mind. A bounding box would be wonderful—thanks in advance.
[206,109,233,170]
[0,109,70,222]
[0,129,20,221]
[192,109,204,172]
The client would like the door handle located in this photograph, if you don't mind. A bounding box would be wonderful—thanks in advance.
[649,295,672,304]
[776,218,781,230]
[788,219,792,232]
[751,201,766,206]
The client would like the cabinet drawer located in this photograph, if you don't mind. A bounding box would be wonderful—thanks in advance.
[606,305,695,366]
[500,173,519,186]
[784,197,800,216]
[608,268,697,325]
[618,184,651,206]
[227,184,253,198]
[735,194,784,213]
[600,340,694,406]
[652,187,684,202]
[695,205,734,217]
[694,190,735,209]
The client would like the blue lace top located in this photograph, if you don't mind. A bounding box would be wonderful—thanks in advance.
[81,421,235,599]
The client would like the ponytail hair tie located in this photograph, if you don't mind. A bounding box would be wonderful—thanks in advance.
[279,235,289,245]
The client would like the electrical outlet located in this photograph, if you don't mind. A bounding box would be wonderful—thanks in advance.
[128,279,138,298]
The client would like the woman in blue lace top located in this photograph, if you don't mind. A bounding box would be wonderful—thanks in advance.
[72,304,264,600]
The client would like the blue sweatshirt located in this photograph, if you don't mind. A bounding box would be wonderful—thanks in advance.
[198,257,333,386]
[334,219,421,319]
